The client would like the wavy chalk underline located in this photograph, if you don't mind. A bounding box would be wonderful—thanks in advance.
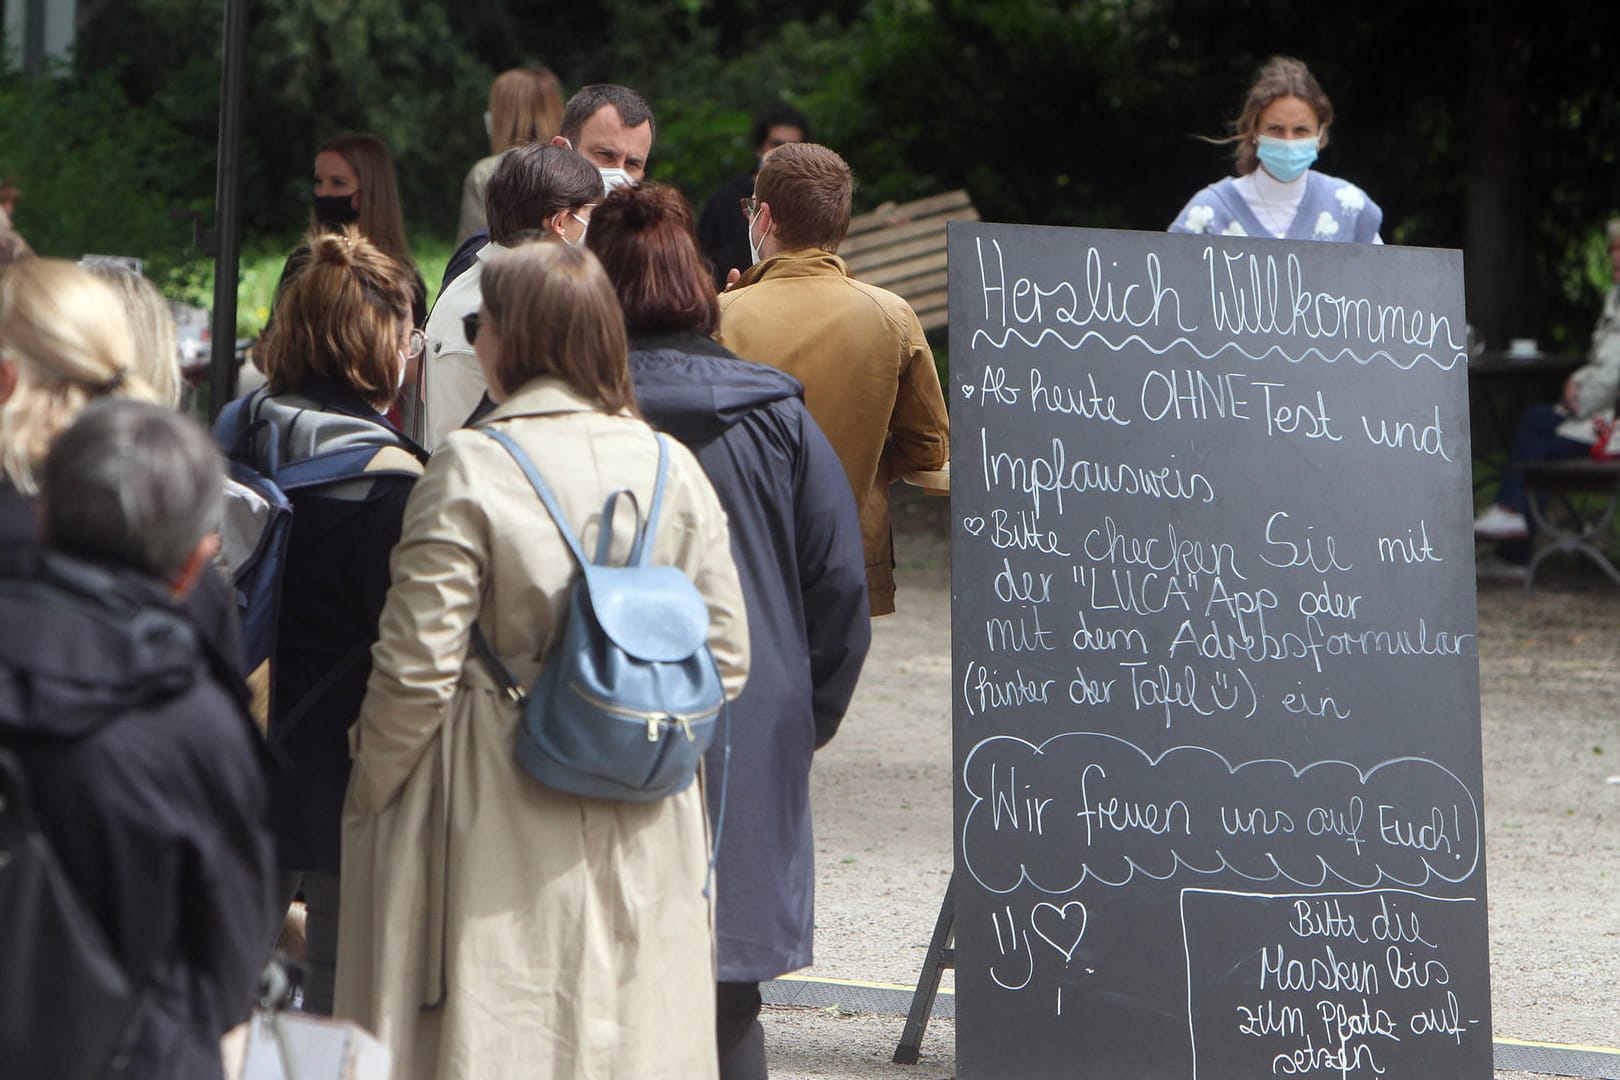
[969,327,1465,372]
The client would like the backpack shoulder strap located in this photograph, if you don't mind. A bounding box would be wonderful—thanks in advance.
[277,441,423,493]
[481,428,590,569]
[629,434,671,567]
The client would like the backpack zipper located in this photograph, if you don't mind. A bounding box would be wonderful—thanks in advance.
[567,682,721,741]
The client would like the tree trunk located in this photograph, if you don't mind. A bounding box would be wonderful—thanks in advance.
[1464,0,1533,350]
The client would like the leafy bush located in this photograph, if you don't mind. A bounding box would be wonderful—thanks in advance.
[0,65,209,284]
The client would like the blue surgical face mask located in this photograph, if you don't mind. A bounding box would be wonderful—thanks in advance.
[1255,134,1318,183]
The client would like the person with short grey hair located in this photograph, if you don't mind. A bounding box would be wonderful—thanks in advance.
[0,398,277,1079]
[42,398,223,586]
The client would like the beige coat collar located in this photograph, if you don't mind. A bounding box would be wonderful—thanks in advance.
[479,376,627,424]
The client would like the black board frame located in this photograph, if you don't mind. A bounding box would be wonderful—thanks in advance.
[947,221,1492,1079]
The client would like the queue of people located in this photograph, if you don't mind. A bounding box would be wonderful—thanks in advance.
[2,49,1609,1080]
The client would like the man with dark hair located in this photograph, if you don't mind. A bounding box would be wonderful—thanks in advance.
[551,82,656,188]
[439,83,656,296]
[696,104,809,287]
[0,399,277,1079]
[422,144,603,448]
[719,143,950,617]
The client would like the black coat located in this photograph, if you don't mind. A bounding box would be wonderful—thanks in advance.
[696,168,758,289]
[0,547,278,1080]
[251,380,425,874]
[629,332,871,982]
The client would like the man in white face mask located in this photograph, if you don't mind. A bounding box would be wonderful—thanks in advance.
[437,84,656,301]
[551,83,655,192]
[719,143,950,619]
[419,146,604,449]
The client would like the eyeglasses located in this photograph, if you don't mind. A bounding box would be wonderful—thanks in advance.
[739,196,760,220]
[462,312,480,346]
[402,328,427,361]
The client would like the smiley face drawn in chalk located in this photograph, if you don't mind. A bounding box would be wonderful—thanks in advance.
[962,517,985,536]
[1031,900,1088,963]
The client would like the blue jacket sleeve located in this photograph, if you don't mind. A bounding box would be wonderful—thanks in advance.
[790,403,872,747]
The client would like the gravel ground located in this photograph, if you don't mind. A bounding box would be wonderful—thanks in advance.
[763,492,1619,1079]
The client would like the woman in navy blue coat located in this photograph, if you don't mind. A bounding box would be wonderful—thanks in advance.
[589,183,871,1080]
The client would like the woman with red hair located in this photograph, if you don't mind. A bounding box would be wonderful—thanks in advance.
[588,183,870,1079]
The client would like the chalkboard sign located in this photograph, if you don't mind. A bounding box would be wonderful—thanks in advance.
[948,222,1492,1079]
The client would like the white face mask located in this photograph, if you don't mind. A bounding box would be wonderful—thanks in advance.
[747,208,765,266]
[569,213,590,247]
[558,138,636,194]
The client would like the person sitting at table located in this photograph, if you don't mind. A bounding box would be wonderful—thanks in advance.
[1169,56,1382,244]
[1474,217,1620,550]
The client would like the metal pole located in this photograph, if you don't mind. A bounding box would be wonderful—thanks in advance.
[206,0,248,422]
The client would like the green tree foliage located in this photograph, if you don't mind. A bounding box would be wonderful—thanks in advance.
[14,0,1620,350]
[0,64,207,287]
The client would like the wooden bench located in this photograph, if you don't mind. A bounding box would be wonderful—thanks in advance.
[1518,458,1620,590]
[841,189,979,333]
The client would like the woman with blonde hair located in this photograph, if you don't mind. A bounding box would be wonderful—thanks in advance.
[233,226,429,1014]
[1170,56,1383,243]
[336,240,748,1079]
[457,64,566,244]
[80,262,182,410]
[0,258,148,509]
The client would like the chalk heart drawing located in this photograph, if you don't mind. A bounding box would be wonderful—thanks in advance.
[961,383,976,398]
[962,516,985,536]
[1031,900,1088,962]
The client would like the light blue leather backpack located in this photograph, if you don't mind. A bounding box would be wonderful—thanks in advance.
[475,428,725,801]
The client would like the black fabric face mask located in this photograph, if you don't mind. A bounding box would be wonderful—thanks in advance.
[313,194,359,228]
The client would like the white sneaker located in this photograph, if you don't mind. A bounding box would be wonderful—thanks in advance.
[1474,505,1528,540]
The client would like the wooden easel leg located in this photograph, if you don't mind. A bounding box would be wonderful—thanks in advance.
[893,871,956,1065]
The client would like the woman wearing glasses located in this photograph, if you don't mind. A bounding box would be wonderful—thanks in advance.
[240,227,429,1014]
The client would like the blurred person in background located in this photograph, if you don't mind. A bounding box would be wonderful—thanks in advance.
[456,64,566,245]
[242,228,429,1014]
[81,262,182,410]
[273,133,428,328]
[0,258,148,536]
[0,177,33,265]
[0,399,276,1080]
[1472,218,1620,571]
[697,104,808,288]
[590,181,869,1080]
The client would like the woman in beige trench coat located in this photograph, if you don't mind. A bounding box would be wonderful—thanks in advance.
[334,239,749,1079]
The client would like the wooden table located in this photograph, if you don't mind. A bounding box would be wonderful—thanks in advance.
[1467,350,1581,462]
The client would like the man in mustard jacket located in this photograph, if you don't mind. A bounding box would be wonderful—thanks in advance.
[719,142,950,615]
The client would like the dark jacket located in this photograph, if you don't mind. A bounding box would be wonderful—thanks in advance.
[629,331,871,982]
[245,379,426,874]
[1,480,244,677]
[0,547,278,1080]
[0,479,34,546]
[696,168,758,289]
